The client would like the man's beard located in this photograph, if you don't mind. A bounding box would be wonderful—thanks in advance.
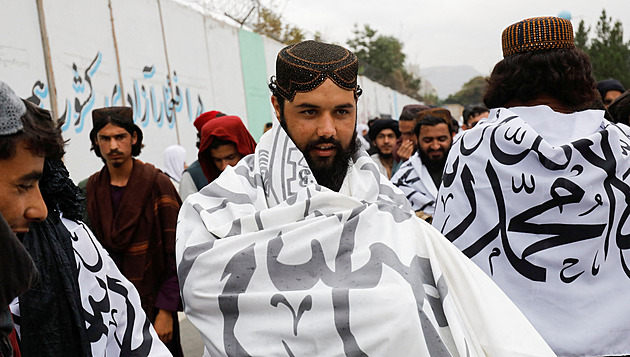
[419,146,449,173]
[377,148,392,159]
[280,117,360,192]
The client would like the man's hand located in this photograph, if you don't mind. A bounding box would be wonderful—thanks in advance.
[397,140,414,162]
[154,309,174,343]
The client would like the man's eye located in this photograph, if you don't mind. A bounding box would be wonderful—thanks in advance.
[337,109,349,115]
[301,109,317,116]
[18,184,34,192]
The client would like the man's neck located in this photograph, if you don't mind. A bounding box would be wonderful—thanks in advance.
[378,154,393,168]
[378,154,394,178]
[505,95,574,114]
[107,158,134,187]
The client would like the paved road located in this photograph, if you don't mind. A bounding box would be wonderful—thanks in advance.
[179,313,205,356]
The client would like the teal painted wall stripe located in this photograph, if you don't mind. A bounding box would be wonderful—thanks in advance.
[238,29,271,141]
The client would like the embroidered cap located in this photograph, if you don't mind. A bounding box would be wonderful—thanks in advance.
[92,106,136,128]
[271,40,361,101]
[0,81,25,135]
[502,16,575,57]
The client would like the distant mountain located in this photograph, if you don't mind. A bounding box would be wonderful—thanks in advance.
[420,66,482,99]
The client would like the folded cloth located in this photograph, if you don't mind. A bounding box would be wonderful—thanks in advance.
[177,124,555,356]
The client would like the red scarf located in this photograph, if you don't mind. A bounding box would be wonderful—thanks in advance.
[198,116,257,182]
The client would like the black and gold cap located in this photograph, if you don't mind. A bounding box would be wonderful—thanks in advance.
[502,17,575,57]
[271,40,361,101]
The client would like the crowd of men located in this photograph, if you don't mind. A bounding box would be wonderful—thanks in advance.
[2,15,630,357]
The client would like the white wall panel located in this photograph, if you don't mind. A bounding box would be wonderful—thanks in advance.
[0,1,49,107]
[204,17,248,126]
[160,0,214,167]
[42,0,121,181]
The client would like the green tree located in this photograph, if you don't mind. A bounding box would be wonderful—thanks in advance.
[576,10,630,88]
[283,25,305,45]
[346,24,421,99]
[445,76,487,106]
[252,7,283,41]
[574,20,590,51]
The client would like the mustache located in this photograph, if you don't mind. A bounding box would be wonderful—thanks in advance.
[107,149,124,156]
[427,147,445,153]
[304,137,341,151]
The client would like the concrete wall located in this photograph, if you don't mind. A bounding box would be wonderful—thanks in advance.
[0,0,421,181]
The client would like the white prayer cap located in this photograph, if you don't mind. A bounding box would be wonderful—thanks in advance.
[0,81,25,136]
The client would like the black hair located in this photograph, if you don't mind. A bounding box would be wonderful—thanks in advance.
[484,48,599,111]
[0,100,65,161]
[462,104,489,125]
[89,115,143,158]
[414,115,456,137]
[208,137,235,150]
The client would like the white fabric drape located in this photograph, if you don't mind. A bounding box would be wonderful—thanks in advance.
[177,124,555,357]
[11,218,170,356]
[391,152,439,215]
[433,105,630,356]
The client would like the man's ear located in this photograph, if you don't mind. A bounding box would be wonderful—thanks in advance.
[271,96,281,119]
[131,131,138,145]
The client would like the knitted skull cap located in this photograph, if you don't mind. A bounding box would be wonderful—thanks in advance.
[272,40,361,101]
[0,81,25,135]
[502,16,575,57]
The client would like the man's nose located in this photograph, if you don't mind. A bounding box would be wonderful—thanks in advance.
[317,114,336,138]
[218,160,229,172]
[25,186,48,223]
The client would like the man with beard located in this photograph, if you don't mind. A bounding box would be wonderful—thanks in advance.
[85,107,183,356]
[175,40,554,356]
[432,17,630,356]
[368,119,400,179]
[391,115,455,222]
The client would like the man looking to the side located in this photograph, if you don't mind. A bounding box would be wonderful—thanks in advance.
[176,40,554,357]
[0,81,52,357]
[461,103,489,130]
[85,107,183,356]
[391,115,456,221]
[368,119,400,179]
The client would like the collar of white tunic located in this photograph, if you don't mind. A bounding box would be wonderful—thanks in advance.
[487,105,605,147]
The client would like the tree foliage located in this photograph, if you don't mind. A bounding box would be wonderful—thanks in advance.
[347,24,422,100]
[445,76,487,106]
[575,9,630,88]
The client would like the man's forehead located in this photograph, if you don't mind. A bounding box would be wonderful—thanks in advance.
[289,80,356,107]
[419,123,450,136]
[98,123,129,135]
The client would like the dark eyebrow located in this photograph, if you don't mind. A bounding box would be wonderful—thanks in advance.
[295,103,320,109]
[335,103,355,109]
[19,170,43,182]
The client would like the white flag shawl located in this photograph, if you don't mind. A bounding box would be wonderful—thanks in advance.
[176,123,554,357]
[391,151,439,216]
[11,218,171,357]
[432,105,630,357]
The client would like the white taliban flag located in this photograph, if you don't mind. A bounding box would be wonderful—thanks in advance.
[176,123,554,356]
[433,105,630,356]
